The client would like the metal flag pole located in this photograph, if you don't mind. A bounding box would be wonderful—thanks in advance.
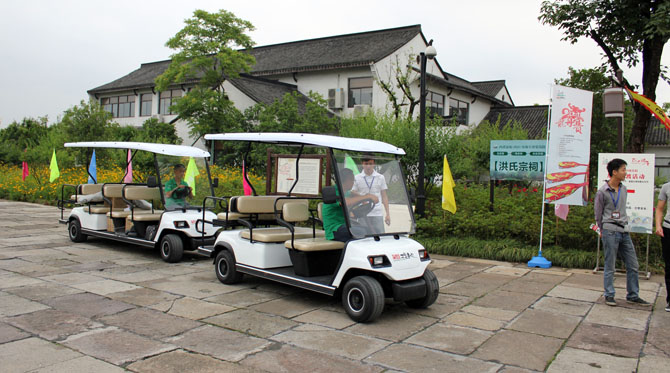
[529,84,553,269]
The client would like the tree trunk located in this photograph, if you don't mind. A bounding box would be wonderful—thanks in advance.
[626,36,665,153]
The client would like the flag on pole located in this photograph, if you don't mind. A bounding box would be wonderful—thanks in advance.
[185,157,199,196]
[242,160,252,196]
[123,149,133,183]
[441,155,457,214]
[49,149,60,183]
[87,150,97,184]
[21,161,29,181]
[625,87,670,131]
[554,204,569,221]
[344,154,359,173]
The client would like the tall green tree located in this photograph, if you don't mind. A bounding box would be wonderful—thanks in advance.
[540,0,670,152]
[154,9,256,141]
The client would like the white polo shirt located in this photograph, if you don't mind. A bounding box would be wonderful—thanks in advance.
[352,170,388,217]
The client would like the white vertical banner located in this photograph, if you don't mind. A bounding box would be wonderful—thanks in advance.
[544,85,594,206]
[597,153,655,234]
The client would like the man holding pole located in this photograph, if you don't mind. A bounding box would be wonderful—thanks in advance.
[594,158,650,307]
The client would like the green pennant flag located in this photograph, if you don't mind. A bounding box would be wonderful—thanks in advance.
[49,149,60,183]
[185,157,199,196]
[345,154,359,173]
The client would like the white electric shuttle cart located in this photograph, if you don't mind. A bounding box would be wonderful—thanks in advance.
[58,142,219,263]
[197,133,438,322]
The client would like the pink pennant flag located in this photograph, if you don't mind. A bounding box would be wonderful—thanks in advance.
[242,160,252,196]
[555,204,569,221]
[123,149,133,183]
[22,161,29,181]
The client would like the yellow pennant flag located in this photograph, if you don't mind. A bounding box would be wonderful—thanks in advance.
[626,87,670,132]
[49,149,60,183]
[441,155,457,213]
[184,157,199,196]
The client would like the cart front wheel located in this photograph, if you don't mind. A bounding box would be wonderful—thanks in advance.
[405,269,439,309]
[159,234,183,263]
[342,276,384,323]
[215,249,243,284]
[68,219,87,243]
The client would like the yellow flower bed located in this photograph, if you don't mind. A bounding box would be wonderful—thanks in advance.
[0,164,265,205]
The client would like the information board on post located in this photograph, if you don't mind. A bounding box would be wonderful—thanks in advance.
[490,140,546,181]
[275,157,322,196]
[544,85,594,206]
[597,153,655,234]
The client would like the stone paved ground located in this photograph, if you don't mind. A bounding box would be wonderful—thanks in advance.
[1,200,670,372]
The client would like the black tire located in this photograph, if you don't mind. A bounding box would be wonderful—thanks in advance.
[159,234,184,263]
[342,276,385,323]
[405,269,439,309]
[215,249,243,284]
[68,219,87,243]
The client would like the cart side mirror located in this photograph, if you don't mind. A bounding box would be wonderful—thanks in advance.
[322,186,338,204]
[212,178,219,188]
[147,176,158,188]
[408,187,417,203]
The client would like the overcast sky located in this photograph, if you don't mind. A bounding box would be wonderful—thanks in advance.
[1,0,669,127]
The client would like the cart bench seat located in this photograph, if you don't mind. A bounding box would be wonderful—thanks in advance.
[217,212,275,221]
[241,227,324,243]
[108,210,162,219]
[127,212,163,222]
[284,237,345,251]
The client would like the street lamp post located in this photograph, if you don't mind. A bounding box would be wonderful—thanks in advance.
[415,44,437,218]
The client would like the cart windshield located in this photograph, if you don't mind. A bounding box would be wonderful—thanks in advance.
[333,151,415,236]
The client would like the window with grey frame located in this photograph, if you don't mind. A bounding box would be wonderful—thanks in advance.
[159,89,182,115]
[101,95,135,118]
[448,98,469,124]
[348,77,373,107]
[427,91,445,116]
[140,93,153,116]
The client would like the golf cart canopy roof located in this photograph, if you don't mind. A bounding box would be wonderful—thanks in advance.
[204,133,406,155]
[64,142,210,158]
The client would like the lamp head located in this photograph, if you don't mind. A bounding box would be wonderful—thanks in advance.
[425,45,437,59]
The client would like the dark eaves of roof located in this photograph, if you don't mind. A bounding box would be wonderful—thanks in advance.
[471,80,514,105]
[645,117,669,146]
[414,67,511,107]
[483,105,549,139]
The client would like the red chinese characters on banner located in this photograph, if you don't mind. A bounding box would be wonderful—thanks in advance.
[557,103,586,134]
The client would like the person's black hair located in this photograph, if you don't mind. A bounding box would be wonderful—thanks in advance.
[340,168,355,181]
[607,158,627,177]
[174,164,186,171]
[361,153,375,163]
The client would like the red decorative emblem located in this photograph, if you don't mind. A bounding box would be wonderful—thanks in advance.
[557,103,586,134]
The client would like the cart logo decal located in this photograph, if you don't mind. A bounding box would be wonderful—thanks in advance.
[392,252,415,261]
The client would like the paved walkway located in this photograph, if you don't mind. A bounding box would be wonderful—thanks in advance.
[1,200,669,372]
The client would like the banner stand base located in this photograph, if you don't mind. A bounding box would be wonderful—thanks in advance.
[528,252,552,268]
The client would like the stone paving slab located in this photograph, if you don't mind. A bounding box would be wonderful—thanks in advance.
[4,281,83,300]
[0,293,50,316]
[204,309,298,338]
[343,308,437,342]
[127,349,261,373]
[166,325,270,362]
[507,309,581,339]
[444,311,505,331]
[43,292,135,318]
[99,308,202,338]
[366,343,501,372]
[63,327,175,365]
[29,356,126,373]
[151,296,234,320]
[546,284,603,302]
[532,296,593,317]
[0,322,29,344]
[0,337,83,373]
[472,330,564,371]
[546,347,638,372]
[566,322,645,358]
[6,309,103,341]
[584,303,651,331]
[473,289,542,312]
[405,323,493,354]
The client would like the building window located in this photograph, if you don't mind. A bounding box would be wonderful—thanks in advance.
[101,95,135,118]
[427,91,445,116]
[448,98,469,124]
[140,94,152,116]
[348,77,373,108]
[159,89,182,115]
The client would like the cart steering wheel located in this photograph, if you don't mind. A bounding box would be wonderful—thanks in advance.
[349,198,376,219]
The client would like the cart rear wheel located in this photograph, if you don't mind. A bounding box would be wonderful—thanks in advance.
[342,276,384,323]
[405,269,439,309]
[159,234,183,263]
[68,219,87,243]
[215,249,243,284]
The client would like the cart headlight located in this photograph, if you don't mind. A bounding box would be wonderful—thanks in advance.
[174,221,189,229]
[418,249,430,261]
[368,255,391,268]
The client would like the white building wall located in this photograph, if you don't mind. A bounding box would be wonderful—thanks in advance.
[222,81,262,112]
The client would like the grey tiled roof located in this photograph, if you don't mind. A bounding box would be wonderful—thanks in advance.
[249,25,422,75]
[645,117,669,145]
[89,25,423,94]
[228,74,312,114]
[483,105,549,139]
[472,80,506,99]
